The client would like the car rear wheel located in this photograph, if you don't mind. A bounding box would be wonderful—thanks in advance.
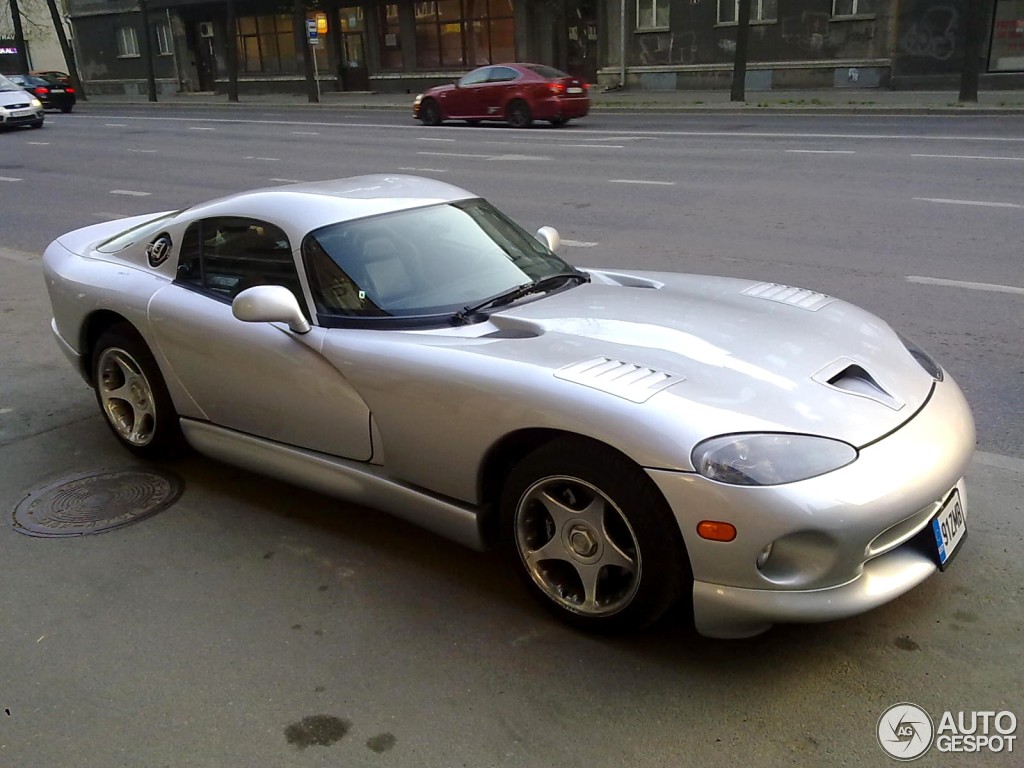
[60,105,73,114]
[92,324,186,459]
[549,118,568,127]
[420,99,442,126]
[506,100,532,128]
[501,437,688,632]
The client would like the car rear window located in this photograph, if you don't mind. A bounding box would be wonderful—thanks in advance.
[522,64,571,80]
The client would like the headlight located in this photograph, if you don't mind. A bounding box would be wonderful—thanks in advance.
[692,433,857,486]
[31,98,43,108]
[413,94,423,105]
[899,334,943,381]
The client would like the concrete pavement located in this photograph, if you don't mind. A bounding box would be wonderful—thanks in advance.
[77,84,1024,115]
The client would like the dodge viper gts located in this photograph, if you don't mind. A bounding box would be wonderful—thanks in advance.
[42,175,975,638]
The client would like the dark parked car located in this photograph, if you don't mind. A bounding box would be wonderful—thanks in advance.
[8,74,75,113]
[413,63,589,128]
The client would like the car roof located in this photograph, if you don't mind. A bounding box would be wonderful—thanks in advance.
[181,174,478,234]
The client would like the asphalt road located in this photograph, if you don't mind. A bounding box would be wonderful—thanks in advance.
[1,105,1022,767]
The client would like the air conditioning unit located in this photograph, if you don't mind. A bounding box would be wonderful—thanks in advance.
[199,22,214,38]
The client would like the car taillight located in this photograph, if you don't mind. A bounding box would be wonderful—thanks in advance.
[66,87,76,94]
[34,87,49,96]
[548,82,566,95]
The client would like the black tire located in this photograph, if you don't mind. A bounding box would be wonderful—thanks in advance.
[549,118,568,127]
[465,119,480,126]
[506,100,532,128]
[92,323,186,459]
[420,99,442,126]
[30,121,43,129]
[500,437,689,633]
[60,105,73,114]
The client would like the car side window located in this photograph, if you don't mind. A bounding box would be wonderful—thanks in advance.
[459,67,492,86]
[487,67,519,83]
[175,216,307,315]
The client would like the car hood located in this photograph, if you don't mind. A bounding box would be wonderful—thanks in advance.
[0,88,35,107]
[478,270,935,447]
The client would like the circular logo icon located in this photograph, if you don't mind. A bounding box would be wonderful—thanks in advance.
[146,234,173,267]
[877,702,934,761]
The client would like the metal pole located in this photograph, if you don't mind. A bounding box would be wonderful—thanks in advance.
[619,0,625,88]
[138,0,157,101]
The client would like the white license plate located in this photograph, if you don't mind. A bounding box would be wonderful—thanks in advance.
[12,109,31,117]
[931,488,966,569]
[566,87,583,94]
[51,88,65,93]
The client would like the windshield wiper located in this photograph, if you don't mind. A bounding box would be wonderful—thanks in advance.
[453,270,590,325]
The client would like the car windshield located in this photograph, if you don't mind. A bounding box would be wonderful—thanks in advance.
[0,74,22,92]
[304,199,578,320]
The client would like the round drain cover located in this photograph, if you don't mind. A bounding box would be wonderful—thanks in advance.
[12,467,184,538]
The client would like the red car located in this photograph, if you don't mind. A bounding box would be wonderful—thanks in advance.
[413,63,589,128]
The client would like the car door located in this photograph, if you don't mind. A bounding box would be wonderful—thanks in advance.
[444,66,493,117]
[147,216,373,461]
[482,65,521,118]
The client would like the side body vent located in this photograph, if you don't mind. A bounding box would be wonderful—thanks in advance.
[813,358,905,411]
[742,282,836,311]
[555,357,682,403]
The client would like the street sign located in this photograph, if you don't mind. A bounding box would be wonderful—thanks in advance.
[306,18,318,43]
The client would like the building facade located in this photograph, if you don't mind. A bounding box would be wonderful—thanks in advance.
[62,0,1024,95]
[1,0,74,74]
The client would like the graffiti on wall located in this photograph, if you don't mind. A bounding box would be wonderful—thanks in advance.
[637,32,698,65]
[900,4,959,60]
[780,12,832,54]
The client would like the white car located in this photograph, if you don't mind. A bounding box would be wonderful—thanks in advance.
[42,175,975,638]
[0,73,44,130]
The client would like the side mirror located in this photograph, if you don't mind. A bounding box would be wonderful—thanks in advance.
[232,284,311,334]
[536,226,560,253]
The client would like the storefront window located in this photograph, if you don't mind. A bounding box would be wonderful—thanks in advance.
[236,15,296,74]
[991,0,1024,72]
[415,0,514,69]
[379,4,403,69]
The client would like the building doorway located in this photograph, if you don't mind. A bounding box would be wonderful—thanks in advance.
[339,7,368,90]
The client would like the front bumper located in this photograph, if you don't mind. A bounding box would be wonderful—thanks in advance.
[648,374,975,638]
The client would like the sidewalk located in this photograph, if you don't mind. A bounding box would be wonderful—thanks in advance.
[80,85,1024,115]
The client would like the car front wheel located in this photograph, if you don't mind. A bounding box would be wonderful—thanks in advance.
[420,99,442,126]
[92,324,186,459]
[501,437,688,632]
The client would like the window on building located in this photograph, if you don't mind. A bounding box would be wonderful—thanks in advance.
[414,0,515,69]
[636,0,668,30]
[116,26,140,58]
[236,15,297,74]
[832,0,874,17]
[718,0,778,24]
[156,23,173,56]
[379,4,403,69]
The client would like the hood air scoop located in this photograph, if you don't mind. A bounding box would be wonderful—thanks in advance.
[742,282,836,311]
[555,357,682,403]
[813,358,905,411]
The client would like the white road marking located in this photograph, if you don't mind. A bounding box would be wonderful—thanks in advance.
[907,275,1024,295]
[562,239,599,247]
[0,176,22,182]
[975,452,1024,475]
[110,189,151,197]
[786,149,856,154]
[188,126,216,131]
[397,167,448,173]
[269,178,304,183]
[609,179,676,186]
[418,137,456,142]
[290,131,320,135]
[562,144,624,149]
[418,151,491,158]
[912,153,1024,161]
[243,156,280,161]
[127,148,159,153]
[491,154,549,161]
[913,197,1022,209]
[104,123,127,127]
[26,141,49,146]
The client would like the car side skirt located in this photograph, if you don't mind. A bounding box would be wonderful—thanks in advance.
[180,419,487,551]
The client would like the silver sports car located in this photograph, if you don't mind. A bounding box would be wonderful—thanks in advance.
[43,175,974,638]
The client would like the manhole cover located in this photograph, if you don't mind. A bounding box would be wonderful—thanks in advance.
[12,467,184,538]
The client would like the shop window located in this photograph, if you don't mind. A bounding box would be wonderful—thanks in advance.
[379,4,403,69]
[117,26,140,58]
[236,15,297,74]
[718,0,777,24]
[415,0,514,69]
[636,0,668,30]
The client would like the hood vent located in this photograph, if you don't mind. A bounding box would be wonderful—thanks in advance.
[814,359,905,411]
[555,357,682,403]
[743,282,836,311]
